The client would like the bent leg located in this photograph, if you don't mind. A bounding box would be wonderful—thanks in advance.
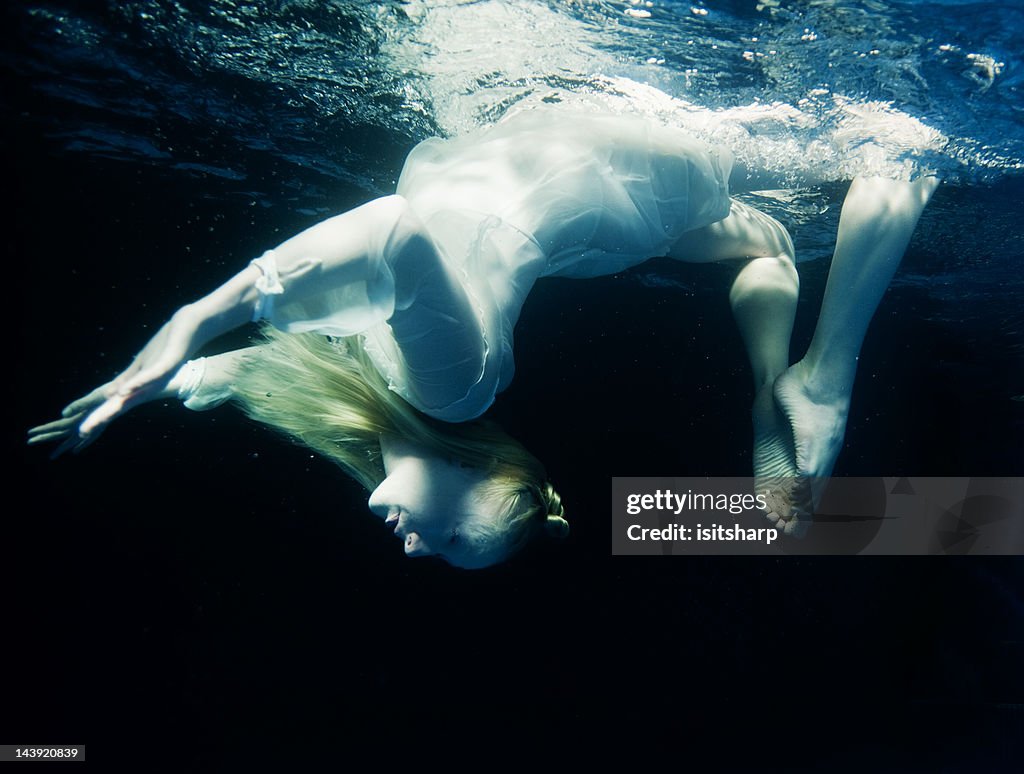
[667,202,798,388]
[669,201,806,531]
[668,198,794,264]
[731,254,811,533]
[775,176,940,511]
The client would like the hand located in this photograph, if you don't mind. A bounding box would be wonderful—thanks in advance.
[28,380,122,458]
[28,305,206,457]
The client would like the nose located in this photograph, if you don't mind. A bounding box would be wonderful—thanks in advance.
[403,532,433,557]
[367,485,389,517]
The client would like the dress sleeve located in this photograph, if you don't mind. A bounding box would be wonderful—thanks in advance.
[251,204,401,338]
[174,348,264,411]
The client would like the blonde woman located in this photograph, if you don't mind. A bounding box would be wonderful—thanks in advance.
[28,107,936,556]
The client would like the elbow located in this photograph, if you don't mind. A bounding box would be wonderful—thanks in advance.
[373,194,416,231]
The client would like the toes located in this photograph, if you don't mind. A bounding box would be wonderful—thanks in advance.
[756,478,815,539]
[784,516,810,538]
[782,507,812,538]
[758,485,792,528]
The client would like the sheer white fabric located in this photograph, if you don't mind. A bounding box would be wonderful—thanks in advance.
[397,109,733,280]
[251,109,733,421]
[256,221,396,338]
[249,251,285,322]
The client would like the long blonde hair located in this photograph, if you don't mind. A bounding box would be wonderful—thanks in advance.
[231,327,568,558]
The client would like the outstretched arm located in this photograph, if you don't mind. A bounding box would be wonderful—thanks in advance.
[27,347,263,457]
[29,195,417,453]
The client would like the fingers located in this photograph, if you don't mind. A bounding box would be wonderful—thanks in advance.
[35,363,168,458]
[49,435,81,460]
[79,394,129,438]
[29,414,91,456]
[78,381,157,439]
[28,411,95,458]
[61,355,151,417]
[61,385,112,417]
[47,426,104,460]
[70,429,103,456]
[28,428,75,445]
[28,415,82,439]
[29,402,115,459]
[36,314,190,457]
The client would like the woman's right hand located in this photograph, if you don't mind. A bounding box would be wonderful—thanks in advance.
[28,380,125,458]
[28,304,207,457]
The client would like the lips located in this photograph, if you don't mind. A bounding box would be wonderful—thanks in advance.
[385,510,400,534]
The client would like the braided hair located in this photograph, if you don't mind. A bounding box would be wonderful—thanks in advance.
[536,481,569,540]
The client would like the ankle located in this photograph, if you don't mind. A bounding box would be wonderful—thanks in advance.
[787,360,853,410]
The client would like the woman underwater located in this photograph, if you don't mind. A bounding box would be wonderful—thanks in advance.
[28,107,937,565]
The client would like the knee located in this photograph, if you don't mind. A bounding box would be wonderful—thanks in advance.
[755,215,795,263]
[730,255,799,306]
[732,200,796,261]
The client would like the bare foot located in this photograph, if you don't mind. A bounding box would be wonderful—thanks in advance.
[751,381,809,536]
[772,359,850,512]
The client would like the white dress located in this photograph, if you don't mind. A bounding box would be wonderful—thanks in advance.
[263,108,733,421]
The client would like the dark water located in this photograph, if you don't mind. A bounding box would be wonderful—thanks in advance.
[6,1,1024,768]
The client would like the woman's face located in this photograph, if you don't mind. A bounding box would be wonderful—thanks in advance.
[367,436,508,569]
